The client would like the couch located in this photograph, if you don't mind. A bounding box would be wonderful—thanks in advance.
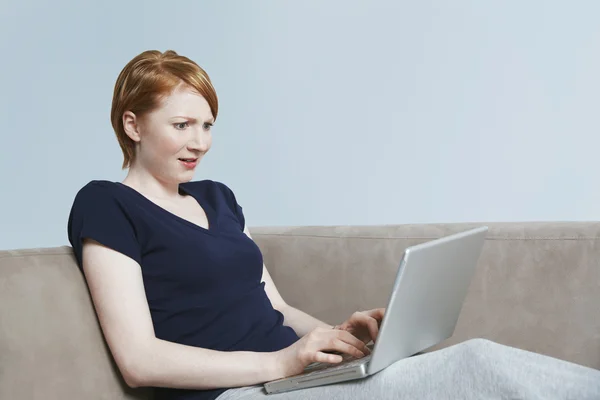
[1,222,599,399]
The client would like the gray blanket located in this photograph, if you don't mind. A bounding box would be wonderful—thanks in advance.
[217,339,600,400]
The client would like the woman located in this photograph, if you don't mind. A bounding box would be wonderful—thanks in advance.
[68,50,599,400]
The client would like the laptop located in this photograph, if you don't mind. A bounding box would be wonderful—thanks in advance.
[264,226,488,394]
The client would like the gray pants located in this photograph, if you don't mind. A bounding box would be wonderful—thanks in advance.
[217,339,600,400]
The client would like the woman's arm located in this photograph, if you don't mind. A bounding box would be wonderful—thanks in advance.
[243,227,334,336]
[82,239,282,389]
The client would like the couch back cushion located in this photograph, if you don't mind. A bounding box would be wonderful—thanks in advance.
[251,222,600,370]
[0,247,151,400]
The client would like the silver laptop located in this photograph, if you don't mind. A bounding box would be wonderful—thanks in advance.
[264,226,488,394]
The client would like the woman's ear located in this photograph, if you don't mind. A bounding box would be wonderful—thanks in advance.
[123,111,142,143]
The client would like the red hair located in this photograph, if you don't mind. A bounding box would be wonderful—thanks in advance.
[110,50,218,169]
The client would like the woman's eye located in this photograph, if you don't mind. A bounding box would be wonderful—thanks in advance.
[174,122,189,130]
[203,123,213,131]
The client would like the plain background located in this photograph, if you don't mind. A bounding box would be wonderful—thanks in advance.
[1,1,599,251]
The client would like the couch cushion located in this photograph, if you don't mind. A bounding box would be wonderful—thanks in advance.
[250,222,600,370]
[0,246,151,400]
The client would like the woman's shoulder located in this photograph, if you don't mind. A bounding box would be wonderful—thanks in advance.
[67,180,139,238]
[77,179,120,192]
[67,180,142,267]
[69,181,141,224]
[72,180,124,207]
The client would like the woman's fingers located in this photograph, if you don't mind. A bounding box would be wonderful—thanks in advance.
[368,308,385,323]
[302,327,374,366]
[333,338,366,359]
[335,329,371,355]
[352,312,380,342]
[314,351,343,364]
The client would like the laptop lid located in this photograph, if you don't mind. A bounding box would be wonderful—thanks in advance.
[367,226,488,375]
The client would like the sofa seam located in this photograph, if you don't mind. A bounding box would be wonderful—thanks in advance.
[0,250,73,260]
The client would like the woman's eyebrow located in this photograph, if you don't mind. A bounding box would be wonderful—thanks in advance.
[171,115,215,124]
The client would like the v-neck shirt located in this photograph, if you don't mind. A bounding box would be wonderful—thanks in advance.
[67,180,299,400]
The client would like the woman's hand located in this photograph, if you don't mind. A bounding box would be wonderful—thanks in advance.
[334,308,386,344]
[274,327,372,378]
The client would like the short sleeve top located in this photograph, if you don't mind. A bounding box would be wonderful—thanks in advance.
[67,180,299,400]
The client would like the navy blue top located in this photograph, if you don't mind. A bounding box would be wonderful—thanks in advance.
[67,180,299,400]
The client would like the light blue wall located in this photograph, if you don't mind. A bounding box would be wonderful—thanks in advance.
[1,1,599,250]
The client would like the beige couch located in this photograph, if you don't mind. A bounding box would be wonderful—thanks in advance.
[1,222,599,399]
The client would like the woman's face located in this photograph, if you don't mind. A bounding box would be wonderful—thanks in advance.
[126,84,214,184]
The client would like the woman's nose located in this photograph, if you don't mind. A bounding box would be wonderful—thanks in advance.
[188,130,210,151]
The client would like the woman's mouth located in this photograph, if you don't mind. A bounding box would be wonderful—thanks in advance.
[178,158,198,169]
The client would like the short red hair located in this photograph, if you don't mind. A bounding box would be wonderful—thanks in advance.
[110,50,218,169]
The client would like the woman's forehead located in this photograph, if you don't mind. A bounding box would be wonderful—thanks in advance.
[156,86,213,119]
